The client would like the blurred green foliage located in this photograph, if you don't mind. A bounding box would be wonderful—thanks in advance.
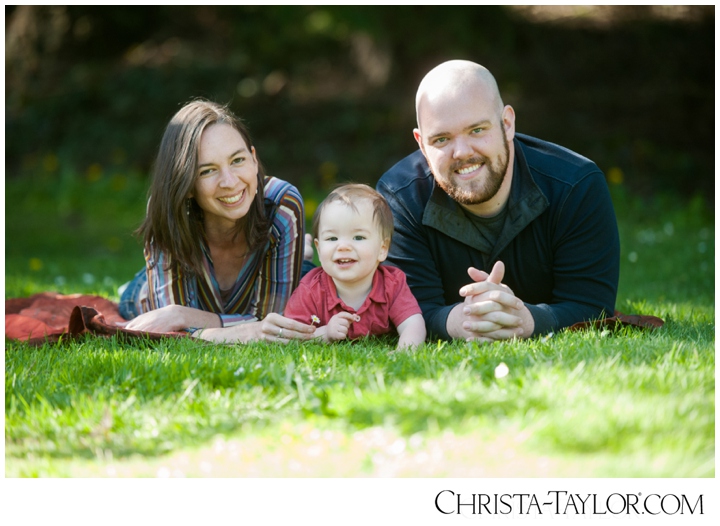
[5,5,714,201]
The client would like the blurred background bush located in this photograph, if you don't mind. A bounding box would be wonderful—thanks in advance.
[6,5,714,202]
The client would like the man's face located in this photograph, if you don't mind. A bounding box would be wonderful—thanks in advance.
[414,84,514,206]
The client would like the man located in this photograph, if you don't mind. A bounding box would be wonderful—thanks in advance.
[376,60,620,342]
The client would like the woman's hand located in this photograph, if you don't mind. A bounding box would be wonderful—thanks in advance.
[121,305,220,333]
[256,312,318,343]
[193,313,316,344]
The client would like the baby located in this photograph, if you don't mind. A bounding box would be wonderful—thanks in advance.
[284,184,426,349]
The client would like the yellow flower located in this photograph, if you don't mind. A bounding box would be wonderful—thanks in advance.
[29,258,43,271]
[607,166,624,185]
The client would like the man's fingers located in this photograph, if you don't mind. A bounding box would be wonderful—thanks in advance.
[467,310,523,328]
[466,261,505,285]
[467,266,489,282]
[464,292,523,314]
[462,320,503,333]
[487,260,505,284]
[462,314,522,333]
[465,329,523,343]
[483,328,525,340]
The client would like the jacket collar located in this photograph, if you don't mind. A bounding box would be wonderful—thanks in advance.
[422,137,549,261]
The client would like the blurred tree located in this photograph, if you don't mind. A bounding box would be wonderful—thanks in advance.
[5,5,714,202]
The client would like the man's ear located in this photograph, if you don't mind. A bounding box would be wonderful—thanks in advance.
[502,105,516,142]
[413,128,424,151]
[413,128,431,167]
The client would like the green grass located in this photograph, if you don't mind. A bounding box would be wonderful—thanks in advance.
[4,174,715,477]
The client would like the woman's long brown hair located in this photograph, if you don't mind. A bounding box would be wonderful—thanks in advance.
[136,100,271,275]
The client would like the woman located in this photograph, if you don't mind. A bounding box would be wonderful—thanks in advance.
[119,100,316,343]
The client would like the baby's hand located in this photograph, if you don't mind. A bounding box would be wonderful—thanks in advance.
[325,312,360,341]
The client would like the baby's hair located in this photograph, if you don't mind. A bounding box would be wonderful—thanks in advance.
[312,183,394,244]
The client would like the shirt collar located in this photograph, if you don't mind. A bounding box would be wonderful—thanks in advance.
[321,265,387,312]
[422,137,549,260]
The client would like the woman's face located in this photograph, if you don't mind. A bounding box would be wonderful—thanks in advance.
[191,123,259,231]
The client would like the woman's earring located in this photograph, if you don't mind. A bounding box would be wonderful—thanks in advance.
[186,199,192,216]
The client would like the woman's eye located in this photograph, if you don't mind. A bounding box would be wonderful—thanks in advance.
[199,168,213,176]
[232,157,244,165]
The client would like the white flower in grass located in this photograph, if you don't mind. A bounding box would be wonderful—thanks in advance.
[540,332,554,343]
[494,362,509,379]
[234,367,245,376]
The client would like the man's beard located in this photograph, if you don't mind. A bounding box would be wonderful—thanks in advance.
[434,131,510,206]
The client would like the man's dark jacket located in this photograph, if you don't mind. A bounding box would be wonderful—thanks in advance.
[376,133,620,340]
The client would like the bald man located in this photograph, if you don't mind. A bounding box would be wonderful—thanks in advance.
[377,60,620,342]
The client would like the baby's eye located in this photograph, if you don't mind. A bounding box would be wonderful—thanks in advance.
[353,235,366,241]
[325,236,338,242]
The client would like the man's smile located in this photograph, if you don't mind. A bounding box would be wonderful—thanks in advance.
[455,163,484,178]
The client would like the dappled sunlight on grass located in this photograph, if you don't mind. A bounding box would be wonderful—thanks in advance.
[4,173,715,478]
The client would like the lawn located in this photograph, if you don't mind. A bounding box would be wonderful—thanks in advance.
[4,173,715,478]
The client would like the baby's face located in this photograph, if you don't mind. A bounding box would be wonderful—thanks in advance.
[315,200,389,288]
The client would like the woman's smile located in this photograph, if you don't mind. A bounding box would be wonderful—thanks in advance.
[217,189,245,205]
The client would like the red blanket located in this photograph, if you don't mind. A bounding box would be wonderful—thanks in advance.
[5,292,188,346]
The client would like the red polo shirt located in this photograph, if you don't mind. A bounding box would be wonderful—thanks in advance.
[284,265,421,340]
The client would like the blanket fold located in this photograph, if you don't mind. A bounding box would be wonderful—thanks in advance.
[5,292,188,346]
